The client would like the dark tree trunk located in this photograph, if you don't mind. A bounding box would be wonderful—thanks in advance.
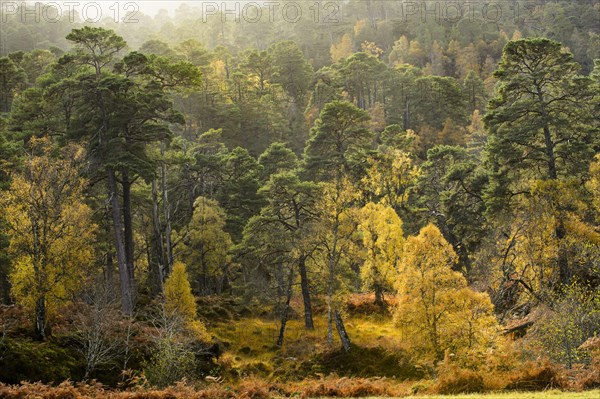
[298,254,314,330]
[457,245,472,275]
[543,124,558,180]
[374,284,386,309]
[277,262,285,299]
[34,296,49,340]
[403,96,410,131]
[149,179,165,296]
[537,89,558,181]
[184,164,196,220]
[538,91,568,286]
[201,258,207,294]
[121,170,135,294]
[0,76,10,113]
[334,309,351,352]
[221,263,231,294]
[434,214,470,274]
[351,261,361,291]
[160,143,174,275]
[556,219,570,285]
[105,252,114,291]
[277,266,294,347]
[104,216,114,292]
[108,169,134,316]
[0,269,11,305]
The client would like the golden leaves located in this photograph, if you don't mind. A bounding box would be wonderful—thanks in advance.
[0,137,96,320]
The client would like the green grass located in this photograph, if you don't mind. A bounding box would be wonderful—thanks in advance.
[208,312,415,380]
[208,310,402,362]
[203,298,599,396]
[321,390,600,399]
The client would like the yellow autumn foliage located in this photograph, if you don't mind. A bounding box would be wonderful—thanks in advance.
[358,202,403,305]
[164,261,197,322]
[330,33,354,63]
[164,261,209,341]
[0,137,96,335]
[395,224,499,363]
[362,149,419,209]
[490,179,600,297]
[175,196,232,294]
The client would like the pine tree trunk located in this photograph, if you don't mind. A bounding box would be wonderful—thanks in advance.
[221,268,231,295]
[277,262,285,299]
[184,164,196,219]
[149,179,165,296]
[121,170,136,297]
[298,254,314,330]
[104,217,114,293]
[538,90,569,285]
[201,254,208,294]
[403,96,410,131]
[556,218,570,285]
[543,124,558,180]
[277,266,295,347]
[108,169,134,316]
[0,269,11,305]
[160,143,174,275]
[105,252,114,292]
[537,89,558,181]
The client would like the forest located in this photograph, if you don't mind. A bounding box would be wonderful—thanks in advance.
[0,0,599,397]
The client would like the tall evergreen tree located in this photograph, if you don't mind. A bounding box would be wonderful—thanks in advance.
[484,39,596,211]
[61,27,201,313]
[484,38,597,286]
[304,101,372,182]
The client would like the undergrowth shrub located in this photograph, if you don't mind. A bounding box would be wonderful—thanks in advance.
[299,344,420,379]
[237,361,273,378]
[292,376,410,398]
[0,377,413,399]
[143,337,196,388]
[0,338,84,384]
[345,294,394,316]
[235,378,272,398]
[578,367,600,390]
[528,284,600,369]
[576,336,600,389]
[506,361,566,390]
[195,296,237,322]
[0,381,106,399]
[433,362,485,394]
